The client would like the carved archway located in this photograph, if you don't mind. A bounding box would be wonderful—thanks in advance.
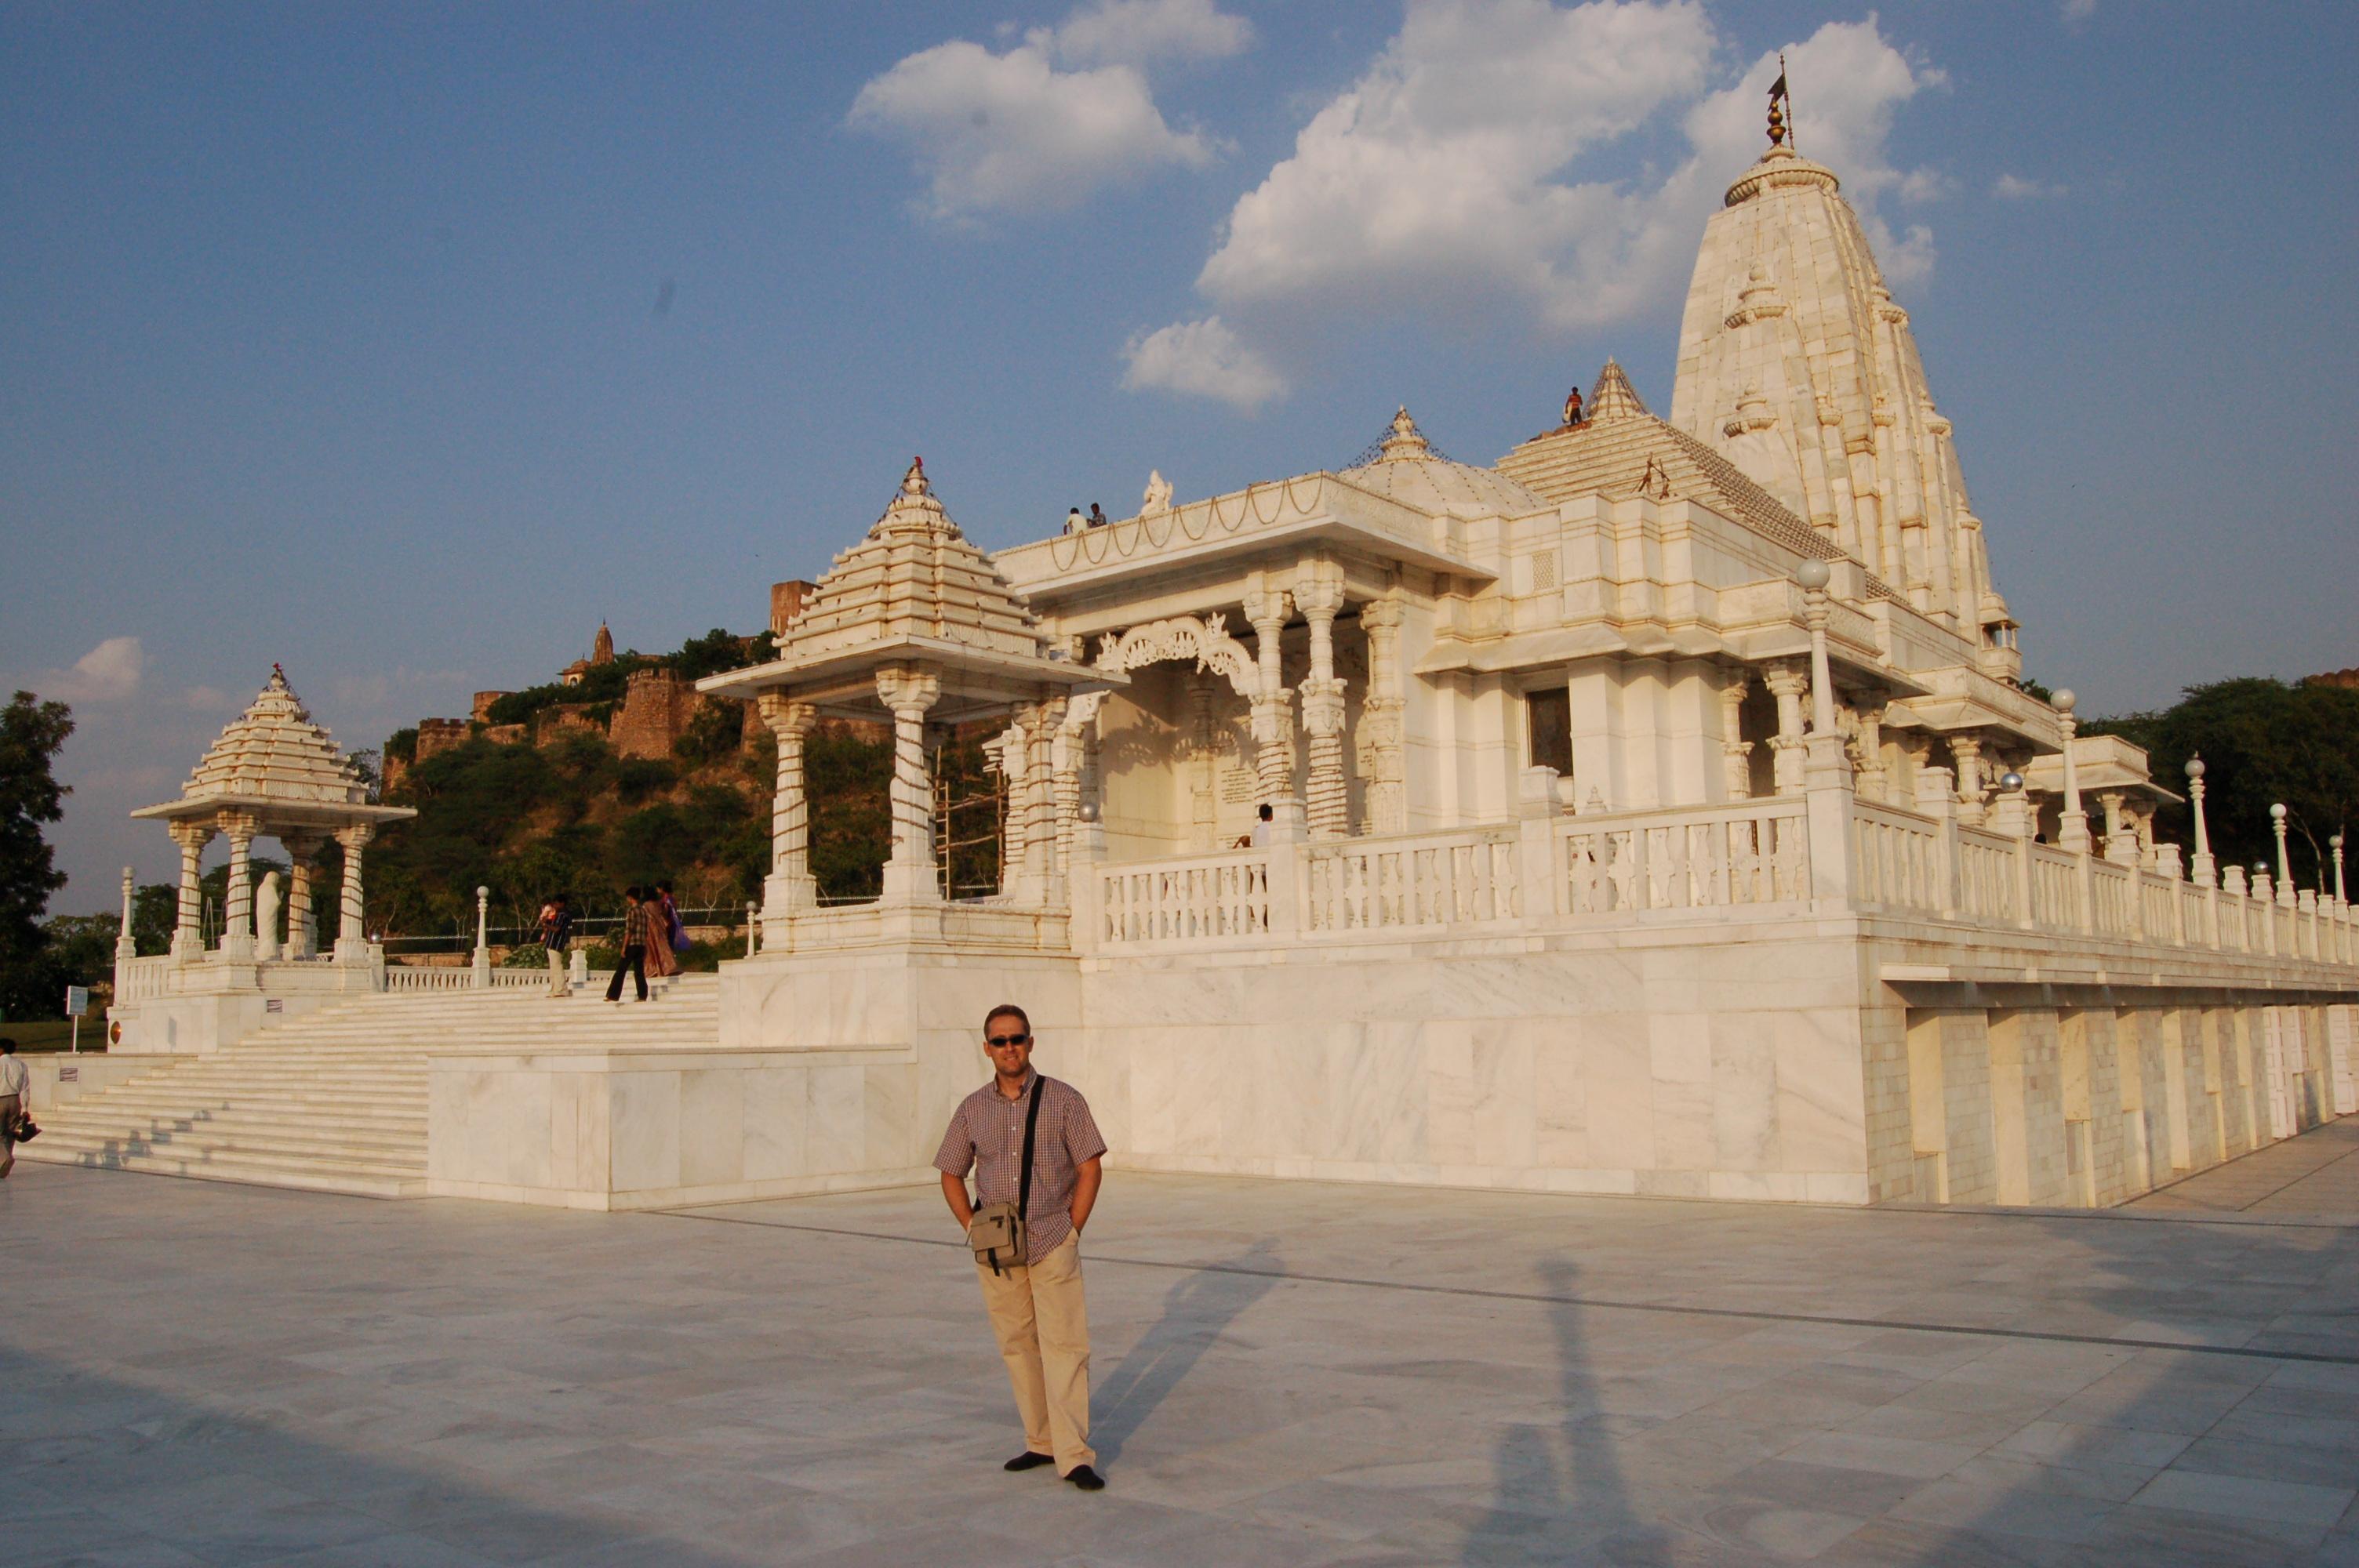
[1093,614,1258,699]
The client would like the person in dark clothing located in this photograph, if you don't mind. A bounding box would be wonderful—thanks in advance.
[1087,503,1108,528]
[540,892,575,996]
[605,887,649,1003]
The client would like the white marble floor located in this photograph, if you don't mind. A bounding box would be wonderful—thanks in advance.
[2,1144,2356,1566]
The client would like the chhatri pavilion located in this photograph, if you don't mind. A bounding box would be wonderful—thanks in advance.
[114,667,413,1052]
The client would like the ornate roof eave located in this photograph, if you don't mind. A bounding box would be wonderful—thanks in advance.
[129,796,416,826]
[994,470,1495,602]
[697,633,1125,717]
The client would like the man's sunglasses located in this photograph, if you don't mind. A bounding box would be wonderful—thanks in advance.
[986,1033,1030,1047]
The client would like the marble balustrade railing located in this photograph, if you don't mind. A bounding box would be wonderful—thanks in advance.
[1555,799,1812,916]
[1841,793,2357,970]
[383,965,557,993]
[1098,849,1271,948]
[1303,826,1521,934]
[114,953,173,1002]
[1079,792,2358,970]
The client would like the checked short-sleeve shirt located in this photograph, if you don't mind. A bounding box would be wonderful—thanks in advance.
[935,1070,1106,1265]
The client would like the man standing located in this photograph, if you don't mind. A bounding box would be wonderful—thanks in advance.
[604,887,649,1004]
[0,1037,26,1179]
[936,1005,1107,1491]
[540,893,574,997]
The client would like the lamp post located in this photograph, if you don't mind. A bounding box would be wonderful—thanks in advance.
[2052,688,2088,853]
[472,884,492,989]
[2270,804,2294,906]
[2332,832,2347,906]
[2185,756,2215,888]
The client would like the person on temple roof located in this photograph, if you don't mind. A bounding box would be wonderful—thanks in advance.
[1562,385,1583,426]
[1088,503,1108,528]
[1064,506,1085,535]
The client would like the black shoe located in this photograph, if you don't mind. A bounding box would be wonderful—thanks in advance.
[1003,1451,1055,1472]
[1064,1465,1105,1491]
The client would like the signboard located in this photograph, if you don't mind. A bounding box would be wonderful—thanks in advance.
[58,1065,78,1083]
[265,998,285,1014]
[64,985,89,1018]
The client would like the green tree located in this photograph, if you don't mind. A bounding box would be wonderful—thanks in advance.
[2085,677,2359,892]
[0,691,74,1018]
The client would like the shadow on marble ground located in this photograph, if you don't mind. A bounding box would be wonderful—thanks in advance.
[1823,1210,2359,1568]
[1092,1239,1283,1466]
[1463,1258,1661,1567]
[0,1345,763,1567]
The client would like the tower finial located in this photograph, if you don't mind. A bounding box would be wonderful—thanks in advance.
[1767,54,1792,150]
[1378,405,1431,461]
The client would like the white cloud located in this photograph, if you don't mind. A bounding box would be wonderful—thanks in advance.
[1897,168,1954,203]
[1035,0,1251,68]
[180,685,233,711]
[1144,4,1944,405]
[1993,172,2067,200]
[41,637,145,704]
[849,0,1250,219]
[1121,316,1287,411]
[2061,0,2098,26]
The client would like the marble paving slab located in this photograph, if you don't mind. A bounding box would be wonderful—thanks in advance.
[2,1128,2356,1566]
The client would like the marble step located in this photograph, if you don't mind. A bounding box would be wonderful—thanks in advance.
[24,1142,426,1199]
[34,1115,424,1159]
[71,1084,424,1117]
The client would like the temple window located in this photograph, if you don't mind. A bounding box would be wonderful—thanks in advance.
[1526,687,1572,777]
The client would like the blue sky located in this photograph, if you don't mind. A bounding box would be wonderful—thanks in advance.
[5,0,2354,911]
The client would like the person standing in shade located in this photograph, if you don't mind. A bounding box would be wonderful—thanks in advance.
[605,887,649,1004]
[936,1005,1108,1491]
[0,1038,27,1178]
[540,893,575,997]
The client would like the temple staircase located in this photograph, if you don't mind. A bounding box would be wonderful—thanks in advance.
[23,975,722,1199]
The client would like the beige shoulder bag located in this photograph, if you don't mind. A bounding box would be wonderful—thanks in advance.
[968,1076,1045,1276]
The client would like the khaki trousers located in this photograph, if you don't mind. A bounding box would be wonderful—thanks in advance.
[975,1233,1093,1474]
[0,1094,18,1166]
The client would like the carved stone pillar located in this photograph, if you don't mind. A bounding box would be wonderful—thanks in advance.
[169,818,214,960]
[874,663,942,903]
[1950,735,1987,828]
[1243,583,1295,806]
[1054,700,1089,886]
[1762,660,1808,795]
[1027,694,1068,906]
[1357,597,1406,833]
[216,810,260,959]
[2099,790,2139,866]
[989,724,1023,895]
[333,822,375,962]
[758,693,820,915]
[279,833,324,959]
[1845,696,1888,802]
[1067,694,1106,858]
[1188,674,1219,851]
[1294,564,1349,840]
[1720,673,1754,800]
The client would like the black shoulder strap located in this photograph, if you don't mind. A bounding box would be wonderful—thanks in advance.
[1016,1076,1045,1223]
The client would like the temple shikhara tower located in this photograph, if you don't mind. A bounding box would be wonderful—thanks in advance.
[56,119,2357,1210]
